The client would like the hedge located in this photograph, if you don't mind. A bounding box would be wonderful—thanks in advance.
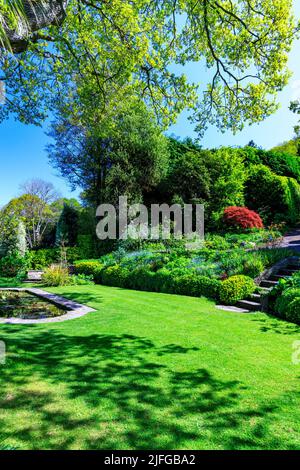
[96,264,222,300]
[29,247,82,269]
[74,258,262,304]
[74,260,103,277]
[75,260,222,300]
[0,253,28,278]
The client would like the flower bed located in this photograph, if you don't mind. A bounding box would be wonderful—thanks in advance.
[74,231,296,304]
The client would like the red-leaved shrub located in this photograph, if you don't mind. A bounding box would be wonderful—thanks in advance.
[223,206,264,230]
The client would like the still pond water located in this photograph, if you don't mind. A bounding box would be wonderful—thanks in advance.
[0,291,66,319]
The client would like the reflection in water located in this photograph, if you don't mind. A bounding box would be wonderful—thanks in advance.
[0,291,67,319]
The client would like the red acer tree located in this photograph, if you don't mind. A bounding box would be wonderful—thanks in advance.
[223,206,264,230]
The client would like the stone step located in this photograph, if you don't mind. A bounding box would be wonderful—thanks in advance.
[251,293,261,301]
[216,305,251,313]
[237,300,261,311]
[279,268,299,276]
[258,288,272,295]
[260,280,278,288]
[26,270,44,281]
[270,274,291,281]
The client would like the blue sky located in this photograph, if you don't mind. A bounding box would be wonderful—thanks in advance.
[0,3,300,205]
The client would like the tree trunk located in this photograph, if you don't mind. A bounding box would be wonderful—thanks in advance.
[4,0,69,52]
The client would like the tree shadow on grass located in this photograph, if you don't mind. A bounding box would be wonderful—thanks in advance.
[42,289,105,308]
[0,327,298,450]
[250,314,300,336]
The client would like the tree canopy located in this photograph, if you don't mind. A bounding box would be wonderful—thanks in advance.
[0,0,297,136]
[3,193,55,248]
[47,100,169,206]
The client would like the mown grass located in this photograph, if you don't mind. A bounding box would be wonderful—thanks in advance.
[0,281,299,449]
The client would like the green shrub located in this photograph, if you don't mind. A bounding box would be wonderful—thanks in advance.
[29,247,82,269]
[77,235,96,259]
[196,276,221,299]
[65,247,82,263]
[90,266,103,284]
[0,253,28,278]
[173,274,221,299]
[241,257,265,278]
[69,274,94,286]
[258,248,296,268]
[275,288,300,324]
[74,260,103,279]
[126,267,156,291]
[220,275,256,305]
[159,270,220,299]
[101,265,130,288]
[286,297,300,324]
[29,249,59,269]
[41,265,70,287]
[204,234,231,250]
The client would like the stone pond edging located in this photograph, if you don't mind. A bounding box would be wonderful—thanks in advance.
[0,288,96,324]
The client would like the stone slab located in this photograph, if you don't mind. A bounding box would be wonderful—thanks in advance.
[216,305,256,314]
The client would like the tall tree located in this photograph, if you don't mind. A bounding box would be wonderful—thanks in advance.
[2,180,59,248]
[157,147,212,206]
[47,100,169,206]
[20,178,59,204]
[55,202,79,246]
[3,194,55,248]
[0,210,26,256]
[0,0,296,136]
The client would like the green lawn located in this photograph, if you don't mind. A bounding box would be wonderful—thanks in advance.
[0,282,300,450]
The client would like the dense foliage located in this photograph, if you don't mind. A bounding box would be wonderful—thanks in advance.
[71,240,294,302]
[245,164,300,224]
[272,138,299,156]
[0,252,28,278]
[275,288,300,324]
[240,146,300,182]
[56,203,79,246]
[269,271,300,324]
[0,213,26,257]
[0,1,295,138]
[47,102,169,207]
